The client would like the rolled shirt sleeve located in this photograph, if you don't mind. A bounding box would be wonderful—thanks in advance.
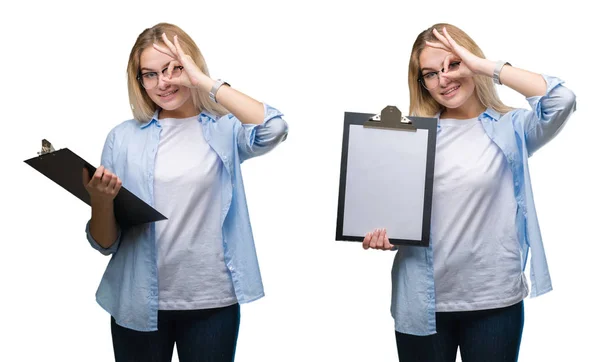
[236,103,288,162]
[521,74,577,156]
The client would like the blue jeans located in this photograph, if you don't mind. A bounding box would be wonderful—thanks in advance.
[111,303,240,362]
[395,301,524,362]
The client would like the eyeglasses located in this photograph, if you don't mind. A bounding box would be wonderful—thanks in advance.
[137,66,184,89]
[418,61,461,90]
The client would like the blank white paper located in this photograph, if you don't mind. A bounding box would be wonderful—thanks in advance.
[343,125,429,241]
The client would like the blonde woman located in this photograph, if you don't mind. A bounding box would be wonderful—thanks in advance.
[82,23,288,361]
[362,23,576,361]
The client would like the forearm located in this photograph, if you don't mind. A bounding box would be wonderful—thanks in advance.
[197,76,265,125]
[476,59,547,98]
[89,198,119,249]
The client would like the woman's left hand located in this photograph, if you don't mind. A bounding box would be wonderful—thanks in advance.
[426,27,487,79]
[153,33,209,89]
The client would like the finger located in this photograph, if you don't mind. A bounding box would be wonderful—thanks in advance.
[160,76,182,86]
[425,41,450,52]
[432,28,452,50]
[114,178,123,195]
[166,61,176,79]
[152,42,176,59]
[91,166,105,186]
[161,33,178,57]
[443,27,460,49]
[101,170,114,187]
[369,229,380,249]
[173,35,186,61]
[383,231,394,250]
[442,70,460,80]
[376,229,385,249]
[443,54,451,74]
[363,232,372,250]
[107,173,118,191]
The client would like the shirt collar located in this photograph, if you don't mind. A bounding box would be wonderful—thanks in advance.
[481,108,501,122]
[139,109,160,129]
[199,111,218,123]
[434,107,501,123]
[139,109,218,129]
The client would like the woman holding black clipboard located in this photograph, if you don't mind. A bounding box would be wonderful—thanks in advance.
[362,23,576,361]
[82,23,287,362]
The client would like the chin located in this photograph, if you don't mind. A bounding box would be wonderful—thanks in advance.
[435,89,471,110]
[438,97,468,110]
[152,93,188,111]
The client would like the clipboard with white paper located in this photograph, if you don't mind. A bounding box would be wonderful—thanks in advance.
[335,106,437,247]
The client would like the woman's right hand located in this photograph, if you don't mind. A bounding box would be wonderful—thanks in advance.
[362,228,394,250]
[82,166,122,203]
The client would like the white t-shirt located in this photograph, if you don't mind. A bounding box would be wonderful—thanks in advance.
[153,115,237,310]
[432,117,529,312]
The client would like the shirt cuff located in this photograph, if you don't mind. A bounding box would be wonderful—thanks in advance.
[242,103,286,147]
[85,220,121,256]
[525,74,566,120]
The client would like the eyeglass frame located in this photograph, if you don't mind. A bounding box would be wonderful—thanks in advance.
[417,61,461,90]
[136,65,184,89]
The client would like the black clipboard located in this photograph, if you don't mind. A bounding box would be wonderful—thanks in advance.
[335,106,437,247]
[24,147,167,228]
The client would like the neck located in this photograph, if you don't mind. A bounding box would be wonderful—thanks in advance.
[441,97,485,120]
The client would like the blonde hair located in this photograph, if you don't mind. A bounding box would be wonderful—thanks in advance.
[127,23,227,122]
[408,23,512,117]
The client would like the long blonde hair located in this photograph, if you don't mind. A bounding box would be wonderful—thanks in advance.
[127,23,227,122]
[408,23,512,117]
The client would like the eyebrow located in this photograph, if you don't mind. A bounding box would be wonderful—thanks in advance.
[140,62,171,72]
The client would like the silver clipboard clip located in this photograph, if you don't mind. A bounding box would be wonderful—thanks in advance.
[364,106,416,132]
[37,139,56,156]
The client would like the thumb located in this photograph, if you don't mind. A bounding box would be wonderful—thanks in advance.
[82,167,91,186]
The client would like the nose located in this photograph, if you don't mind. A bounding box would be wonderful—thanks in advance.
[157,73,170,90]
[438,71,451,88]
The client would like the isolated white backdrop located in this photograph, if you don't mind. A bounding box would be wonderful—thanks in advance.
[2,0,597,361]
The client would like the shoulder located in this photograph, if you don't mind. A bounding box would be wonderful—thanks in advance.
[113,118,142,131]
[107,118,145,137]
[101,119,145,152]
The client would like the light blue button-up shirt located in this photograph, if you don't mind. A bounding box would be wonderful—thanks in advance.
[391,75,577,336]
[85,104,288,332]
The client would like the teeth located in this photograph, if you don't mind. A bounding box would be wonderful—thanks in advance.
[443,86,459,95]
[161,90,176,97]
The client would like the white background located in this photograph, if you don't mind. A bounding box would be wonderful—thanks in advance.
[2,0,598,361]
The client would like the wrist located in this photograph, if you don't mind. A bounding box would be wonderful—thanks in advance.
[475,58,496,77]
[192,73,214,92]
[90,196,114,210]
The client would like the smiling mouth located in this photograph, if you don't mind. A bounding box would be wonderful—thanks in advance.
[441,85,460,95]
[159,89,178,97]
